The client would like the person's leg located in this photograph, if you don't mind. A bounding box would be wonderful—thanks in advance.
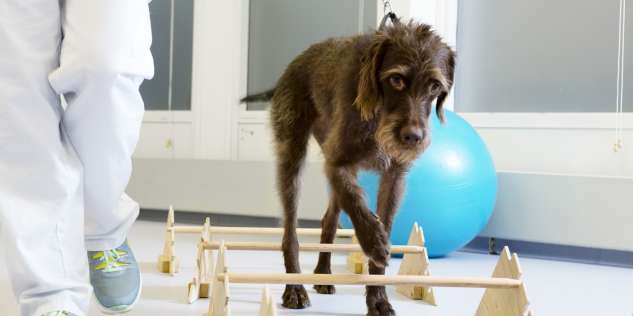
[49,0,153,251]
[48,0,153,312]
[0,1,91,315]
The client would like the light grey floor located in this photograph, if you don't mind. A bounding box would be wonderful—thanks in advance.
[1,220,632,315]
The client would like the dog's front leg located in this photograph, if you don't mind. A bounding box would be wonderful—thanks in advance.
[325,164,390,269]
[366,165,407,316]
[375,165,407,234]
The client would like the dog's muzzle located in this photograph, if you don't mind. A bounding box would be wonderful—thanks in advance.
[399,126,423,147]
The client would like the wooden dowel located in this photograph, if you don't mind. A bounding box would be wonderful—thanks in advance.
[171,226,355,237]
[172,225,205,233]
[202,241,424,254]
[217,273,523,289]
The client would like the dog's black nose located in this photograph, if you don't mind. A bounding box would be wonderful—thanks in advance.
[400,127,423,146]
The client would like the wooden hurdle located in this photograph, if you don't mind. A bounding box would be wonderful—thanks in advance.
[190,223,434,304]
[158,206,356,274]
[201,241,425,253]
[205,242,532,316]
[347,221,430,280]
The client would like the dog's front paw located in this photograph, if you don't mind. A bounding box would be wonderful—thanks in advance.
[282,284,311,309]
[314,284,336,294]
[313,265,335,294]
[366,287,395,316]
[367,300,396,316]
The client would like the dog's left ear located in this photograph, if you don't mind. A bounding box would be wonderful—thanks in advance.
[355,33,389,121]
[436,46,456,124]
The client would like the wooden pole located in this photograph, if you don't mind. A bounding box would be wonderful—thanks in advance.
[171,225,204,234]
[171,226,355,237]
[216,272,522,289]
[202,241,424,253]
[161,207,355,277]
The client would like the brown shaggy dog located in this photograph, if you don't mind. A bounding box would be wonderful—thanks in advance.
[243,21,455,316]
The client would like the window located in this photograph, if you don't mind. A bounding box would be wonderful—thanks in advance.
[455,0,631,113]
[245,0,377,111]
[140,0,194,111]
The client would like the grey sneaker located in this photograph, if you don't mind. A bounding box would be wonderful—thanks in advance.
[42,312,76,316]
[88,240,142,314]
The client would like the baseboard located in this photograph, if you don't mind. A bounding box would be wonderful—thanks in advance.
[138,208,321,228]
[464,237,633,269]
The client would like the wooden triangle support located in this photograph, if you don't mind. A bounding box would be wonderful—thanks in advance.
[205,241,230,316]
[475,246,533,316]
[395,223,436,305]
[188,217,213,303]
[346,236,368,274]
[258,286,278,316]
[157,205,179,274]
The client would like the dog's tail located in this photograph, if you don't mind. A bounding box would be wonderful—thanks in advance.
[240,88,275,103]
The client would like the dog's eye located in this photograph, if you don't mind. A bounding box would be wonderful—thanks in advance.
[429,81,442,94]
[389,75,406,91]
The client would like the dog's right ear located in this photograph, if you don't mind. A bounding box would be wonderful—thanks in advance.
[435,46,456,124]
[354,33,389,121]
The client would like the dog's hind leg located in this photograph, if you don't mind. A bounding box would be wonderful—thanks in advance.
[313,194,340,294]
[271,98,314,309]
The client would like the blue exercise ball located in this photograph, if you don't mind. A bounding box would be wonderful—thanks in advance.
[340,110,497,257]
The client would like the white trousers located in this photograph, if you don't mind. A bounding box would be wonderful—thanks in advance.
[0,1,153,315]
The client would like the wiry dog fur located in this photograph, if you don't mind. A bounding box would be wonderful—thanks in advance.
[242,21,455,316]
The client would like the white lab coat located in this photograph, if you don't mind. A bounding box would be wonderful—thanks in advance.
[0,0,153,315]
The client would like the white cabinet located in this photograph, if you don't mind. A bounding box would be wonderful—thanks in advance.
[236,121,323,162]
[134,122,194,159]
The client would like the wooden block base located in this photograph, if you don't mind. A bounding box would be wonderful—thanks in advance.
[199,282,210,298]
[188,280,211,303]
[346,253,367,274]
[346,236,368,274]
[158,255,179,274]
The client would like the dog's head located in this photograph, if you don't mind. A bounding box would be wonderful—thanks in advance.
[355,21,455,163]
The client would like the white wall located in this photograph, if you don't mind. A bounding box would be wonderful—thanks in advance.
[127,162,633,252]
[410,1,632,178]
[469,115,633,177]
[232,0,633,178]
[133,0,632,175]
